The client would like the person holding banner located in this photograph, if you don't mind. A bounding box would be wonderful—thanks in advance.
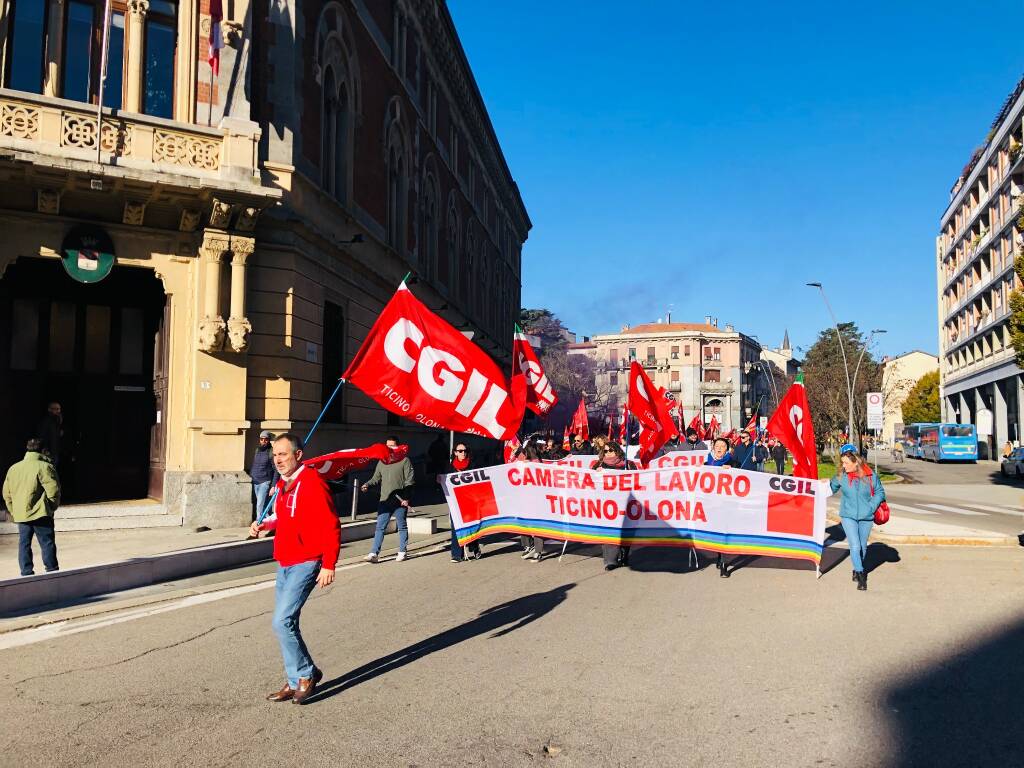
[362,437,416,563]
[830,444,886,592]
[590,442,637,570]
[516,445,547,561]
[443,442,482,563]
[705,437,733,467]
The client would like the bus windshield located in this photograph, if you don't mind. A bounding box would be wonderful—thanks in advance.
[942,426,973,438]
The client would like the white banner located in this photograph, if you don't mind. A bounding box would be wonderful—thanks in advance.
[442,463,828,568]
[546,450,706,470]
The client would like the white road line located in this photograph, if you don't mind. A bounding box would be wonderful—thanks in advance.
[0,559,373,652]
[962,503,1024,516]
[921,504,988,516]
[886,503,940,516]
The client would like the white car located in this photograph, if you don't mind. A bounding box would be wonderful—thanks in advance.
[1000,447,1024,478]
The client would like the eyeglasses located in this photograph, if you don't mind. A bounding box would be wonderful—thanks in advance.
[604,449,617,455]
[454,449,467,454]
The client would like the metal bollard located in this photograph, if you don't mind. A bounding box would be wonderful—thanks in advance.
[351,477,359,520]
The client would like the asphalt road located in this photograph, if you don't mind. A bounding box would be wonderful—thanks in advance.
[3,537,1024,767]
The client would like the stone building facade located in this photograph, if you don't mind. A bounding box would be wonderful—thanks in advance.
[0,0,529,527]
[591,319,766,431]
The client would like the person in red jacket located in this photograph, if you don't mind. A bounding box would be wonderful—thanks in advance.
[249,433,340,705]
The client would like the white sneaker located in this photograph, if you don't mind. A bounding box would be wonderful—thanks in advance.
[395,551,408,562]
[520,547,535,559]
[365,553,378,563]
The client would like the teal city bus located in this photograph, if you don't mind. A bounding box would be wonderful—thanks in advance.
[918,423,978,462]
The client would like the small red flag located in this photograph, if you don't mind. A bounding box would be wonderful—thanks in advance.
[627,362,677,466]
[304,443,405,482]
[569,398,589,441]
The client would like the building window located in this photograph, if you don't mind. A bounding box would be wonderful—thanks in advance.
[610,372,618,386]
[684,345,690,356]
[671,370,679,382]
[671,345,679,359]
[143,0,177,118]
[8,0,48,93]
[63,0,97,103]
[646,346,656,364]
[386,139,407,253]
[420,175,439,281]
[321,301,345,423]
[321,68,352,205]
[628,347,636,361]
[704,369,721,383]
[713,347,721,360]
[609,349,618,365]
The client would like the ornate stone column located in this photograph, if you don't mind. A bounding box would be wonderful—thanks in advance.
[198,231,229,352]
[226,236,255,352]
[42,0,65,97]
[125,0,150,112]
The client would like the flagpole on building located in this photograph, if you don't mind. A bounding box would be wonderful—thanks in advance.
[95,0,113,165]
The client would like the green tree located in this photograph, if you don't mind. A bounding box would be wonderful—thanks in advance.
[801,323,881,447]
[1009,249,1024,368]
[900,370,940,424]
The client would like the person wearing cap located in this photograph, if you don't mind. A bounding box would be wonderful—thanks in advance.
[684,428,708,453]
[829,443,886,591]
[251,430,279,520]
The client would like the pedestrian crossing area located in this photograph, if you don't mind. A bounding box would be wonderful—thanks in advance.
[882,501,1023,519]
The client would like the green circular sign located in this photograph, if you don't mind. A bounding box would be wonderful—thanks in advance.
[61,224,115,283]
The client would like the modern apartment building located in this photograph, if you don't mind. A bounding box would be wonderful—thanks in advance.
[937,76,1024,455]
[0,0,529,526]
[591,317,766,431]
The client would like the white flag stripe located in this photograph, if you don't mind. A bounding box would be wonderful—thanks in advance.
[921,503,988,516]
[886,503,940,516]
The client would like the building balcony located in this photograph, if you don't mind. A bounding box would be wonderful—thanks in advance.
[668,381,682,392]
[0,89,269,195]
[699,381,729,393]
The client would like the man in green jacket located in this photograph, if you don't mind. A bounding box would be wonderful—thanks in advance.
[3,438,61,576]
[361,436,415,563]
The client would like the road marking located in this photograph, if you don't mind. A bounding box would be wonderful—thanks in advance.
[962,503,1024,516]
[921,504,988,516]
[0,558,373,652]
[886,503,940,516]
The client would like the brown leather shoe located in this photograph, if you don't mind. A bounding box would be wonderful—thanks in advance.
[291,667,323,705]
[266,683,294,702]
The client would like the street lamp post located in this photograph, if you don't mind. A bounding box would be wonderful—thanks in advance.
[807,282,855,441]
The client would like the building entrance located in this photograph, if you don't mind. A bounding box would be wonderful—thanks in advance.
[0,258,167,504]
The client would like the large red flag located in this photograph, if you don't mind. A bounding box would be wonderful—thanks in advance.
[342,282,525,439]
[569,398,589,441]
[707,415,721,440]
[627,362,676,466]
[304,443,406,482]
[688,415,706,441]
[766,374,818,479]
[513,325,558,415]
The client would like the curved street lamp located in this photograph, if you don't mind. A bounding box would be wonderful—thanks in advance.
[807,282,855,438]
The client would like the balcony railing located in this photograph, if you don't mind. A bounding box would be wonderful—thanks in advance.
[0,89,262,183]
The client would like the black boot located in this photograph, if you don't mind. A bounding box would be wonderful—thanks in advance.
[856,571,867,591]
[852,571,858,582]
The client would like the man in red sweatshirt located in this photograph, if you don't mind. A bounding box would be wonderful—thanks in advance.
[250,432,340,704]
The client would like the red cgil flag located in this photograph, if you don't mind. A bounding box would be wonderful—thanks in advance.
[513,325,558,415]
[503,434,521,463]
[743,412,758,436]
[766,374,818,479]
[707,415,721,440]
[569,398,589,441]
[619,402,627,443]
[562,425,571,452]
[342,282,526,440]
[688,415,705,441]
[627,362,677,467]
[304,443,406,482]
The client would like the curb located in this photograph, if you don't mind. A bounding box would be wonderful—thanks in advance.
[826,514,1019,547]
[0,533,454,633]
[0,511,448,616]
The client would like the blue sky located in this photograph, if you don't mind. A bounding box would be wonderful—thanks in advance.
[447,0,1024,359]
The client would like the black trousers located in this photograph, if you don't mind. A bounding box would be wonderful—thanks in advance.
[774,459,785,474]
[18,518,59,576]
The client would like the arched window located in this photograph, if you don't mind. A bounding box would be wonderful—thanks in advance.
[419,171,439,280]
[463,227,476,308]
[387,143,406,252]
[442,198,458,290]
[316,2,359,205]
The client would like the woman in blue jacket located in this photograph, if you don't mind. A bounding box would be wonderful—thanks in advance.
[830,444,885,591]
[706,437,733,577]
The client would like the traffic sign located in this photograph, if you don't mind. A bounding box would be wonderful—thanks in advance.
[866,392,883,430]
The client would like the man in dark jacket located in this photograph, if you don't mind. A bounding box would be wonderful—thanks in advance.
[753,439,770,472]
[731,431,755,470]
[684,428,708,453]
[771,442,787,474]
[570,434,594,455]
[251,430,278,519]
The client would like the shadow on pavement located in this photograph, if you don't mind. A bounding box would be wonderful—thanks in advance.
[626,546,712,574]
[863,542,901,574]
[883,616,1024,766]
[305,583,576,703]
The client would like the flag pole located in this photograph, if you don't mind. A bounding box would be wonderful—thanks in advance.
[95,0,112,165]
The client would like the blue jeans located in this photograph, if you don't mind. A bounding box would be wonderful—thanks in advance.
[449,516,481,560]
[254,481,272,520]
[841,517,874,573]
[371,502,408,554]
[18,518,59,576]
[272,559,320,688]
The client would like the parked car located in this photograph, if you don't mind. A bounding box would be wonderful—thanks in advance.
[1000,447,1024,478]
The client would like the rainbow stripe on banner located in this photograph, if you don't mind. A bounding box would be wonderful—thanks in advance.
[441,463,828,570]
